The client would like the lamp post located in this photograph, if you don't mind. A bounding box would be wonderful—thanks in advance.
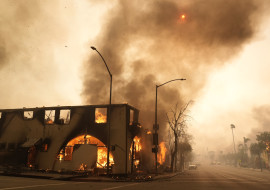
[154,78,186,175]
[230,124,236,166]
[91,46,112,175]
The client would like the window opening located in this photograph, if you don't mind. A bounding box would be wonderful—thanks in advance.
[95,108,107,123]
[130,136,142,169]
[0,143,6,151]
[130,109,134,125]
[44,110,55,124]
[59,109,71,124]
[41,143,48,152]
[24,111,34,120]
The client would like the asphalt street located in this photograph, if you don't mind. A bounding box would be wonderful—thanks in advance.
[0,165,270,190]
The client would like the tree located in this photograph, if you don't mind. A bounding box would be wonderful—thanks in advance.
[256,132,270,168]
[250,142,265,171]
[166,102,191,172]
[178,140,192,171]
[238,137,250,167]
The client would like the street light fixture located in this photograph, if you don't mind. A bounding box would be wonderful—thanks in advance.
[154,78,186,175]
[91,46,112,175]
[230,124,236,166]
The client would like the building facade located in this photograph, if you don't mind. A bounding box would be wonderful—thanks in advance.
[0,104,141,174]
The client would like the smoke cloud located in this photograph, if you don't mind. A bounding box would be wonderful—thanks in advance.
[248,105,270,140]
[0,0,269,146]
[0,0,86,108]
[82,0,266,138]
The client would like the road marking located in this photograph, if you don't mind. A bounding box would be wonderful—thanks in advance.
[171,180,270,184]
[0,182,85,190]
[102,183,138,190]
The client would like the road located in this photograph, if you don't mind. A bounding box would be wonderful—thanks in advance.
[0,165,270,190]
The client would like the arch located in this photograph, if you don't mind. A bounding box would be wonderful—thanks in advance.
[56,134,114,168]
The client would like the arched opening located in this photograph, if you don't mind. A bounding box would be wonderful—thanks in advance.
[57,135,114,168]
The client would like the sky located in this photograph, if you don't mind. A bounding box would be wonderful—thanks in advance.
[1,0,270,155]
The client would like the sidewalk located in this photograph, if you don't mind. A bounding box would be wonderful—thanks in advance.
[71,172,180,182]
[0,169,180,182]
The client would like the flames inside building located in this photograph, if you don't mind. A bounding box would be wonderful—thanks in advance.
[0,104,148,174]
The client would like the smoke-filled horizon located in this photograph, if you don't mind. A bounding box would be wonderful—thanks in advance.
[1,0,270,153]
[82,0,268,141]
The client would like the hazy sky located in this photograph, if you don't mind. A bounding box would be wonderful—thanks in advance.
[1,0,270,154]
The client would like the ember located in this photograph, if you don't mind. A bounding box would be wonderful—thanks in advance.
[79,163,87,170]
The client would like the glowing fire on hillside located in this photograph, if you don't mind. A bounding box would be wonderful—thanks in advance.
[157,142,167,165]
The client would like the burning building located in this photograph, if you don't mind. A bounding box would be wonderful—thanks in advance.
[0,104,142,174]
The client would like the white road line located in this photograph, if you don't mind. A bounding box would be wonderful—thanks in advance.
[0,182,79,190]
[102,183,139,190]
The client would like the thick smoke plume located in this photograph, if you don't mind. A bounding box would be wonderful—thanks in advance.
[82,0,266,137]
[0,1,80,108]
[248,105,270,141]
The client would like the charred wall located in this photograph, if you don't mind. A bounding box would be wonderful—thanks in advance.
[0,104,141,174]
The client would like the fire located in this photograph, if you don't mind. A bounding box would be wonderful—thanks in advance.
[57,135,114,168]
[133,136,142,152]
[79,163,87,170]
[97,147,114,168]
[134,160,140,167]
[266,142,270,152]
[178,14,187,23]
[95,110,107,123]
[180,14,186,20]
[130,136,142,168]
[146,130,152,135]
[157,142,167,165]
[46,119,54,124]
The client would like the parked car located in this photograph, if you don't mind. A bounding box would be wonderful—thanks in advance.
[188,164,197,170]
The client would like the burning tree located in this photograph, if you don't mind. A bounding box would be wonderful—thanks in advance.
[166,102,192,172]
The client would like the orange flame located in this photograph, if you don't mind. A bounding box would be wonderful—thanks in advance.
[181,14,186,20]
[57,135,114,168]
[95,111,107,123]
[130,136,142,168]
[146,130,152,135]
[133,136,142,152]
[79,163,87,170]
[97,147,114,168]
[158,142,167,165]
[266,142,270,152]
[178,14,187,23]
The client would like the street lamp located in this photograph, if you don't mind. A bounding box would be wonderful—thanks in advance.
[154,78,186,175]
[91,46,112,175]
[230,124,236,166]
